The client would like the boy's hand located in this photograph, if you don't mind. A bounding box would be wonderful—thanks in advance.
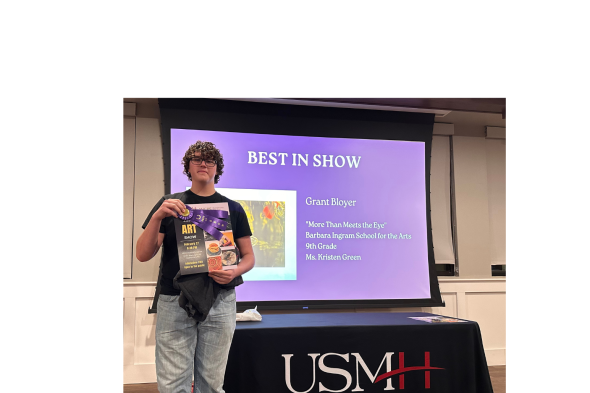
[209,269,237,285]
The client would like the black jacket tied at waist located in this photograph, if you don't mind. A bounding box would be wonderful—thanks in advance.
[173,272,243,322]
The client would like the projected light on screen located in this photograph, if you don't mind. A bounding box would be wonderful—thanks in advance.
[171,128,431,303]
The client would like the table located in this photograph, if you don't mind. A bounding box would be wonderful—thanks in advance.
[223,312,493,393]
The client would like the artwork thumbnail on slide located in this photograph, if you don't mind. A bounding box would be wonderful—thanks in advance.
[216,188,297,282]
[237,200,286,268]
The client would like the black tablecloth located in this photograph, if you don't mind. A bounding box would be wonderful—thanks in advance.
[223,312,493,393]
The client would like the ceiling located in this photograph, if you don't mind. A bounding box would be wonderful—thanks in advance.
[124,98,506,138]
[286,98,505,117]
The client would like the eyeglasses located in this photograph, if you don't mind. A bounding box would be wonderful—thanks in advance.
[190,157,217,167]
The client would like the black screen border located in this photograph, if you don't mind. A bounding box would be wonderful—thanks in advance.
[158,98,444,310]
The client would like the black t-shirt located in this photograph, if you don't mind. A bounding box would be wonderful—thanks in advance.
[142,189,252,295]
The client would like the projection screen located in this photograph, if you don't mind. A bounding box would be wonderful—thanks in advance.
[159,99,443,310]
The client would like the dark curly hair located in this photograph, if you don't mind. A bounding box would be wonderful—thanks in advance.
[182,141,224,184]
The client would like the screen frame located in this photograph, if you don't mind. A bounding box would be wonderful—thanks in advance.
[158,98,444,310]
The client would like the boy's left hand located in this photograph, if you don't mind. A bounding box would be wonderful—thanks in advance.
[209,269,237,284]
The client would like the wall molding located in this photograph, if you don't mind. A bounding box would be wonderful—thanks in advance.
[124,102,137,117]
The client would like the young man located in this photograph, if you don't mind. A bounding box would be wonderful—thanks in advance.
[136,141,255,393]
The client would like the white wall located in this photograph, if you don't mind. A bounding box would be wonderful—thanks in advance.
[123,117,135,278]
[486,138,506,264]
[124,117,164,281]
[453,136,493,277]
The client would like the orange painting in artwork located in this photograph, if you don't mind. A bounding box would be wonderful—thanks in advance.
[263,205,274,219]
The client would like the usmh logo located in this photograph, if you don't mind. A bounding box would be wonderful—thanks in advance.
[282,352,444,392]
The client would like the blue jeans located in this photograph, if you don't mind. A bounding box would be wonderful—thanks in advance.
[155,289,236,393]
